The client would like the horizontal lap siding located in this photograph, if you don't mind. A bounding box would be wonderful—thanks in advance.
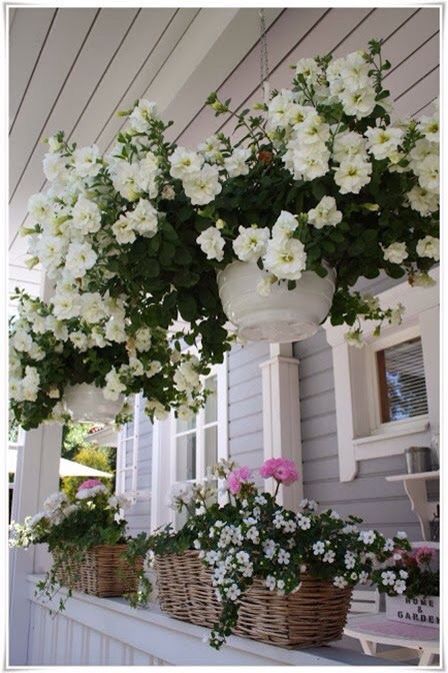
[228,342,269,479]
[123,399,152,536]
[294,274,422,541]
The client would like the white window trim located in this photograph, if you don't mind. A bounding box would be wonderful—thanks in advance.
[151,355,228,530]
[116,394,151,501]
[324,268,439,482]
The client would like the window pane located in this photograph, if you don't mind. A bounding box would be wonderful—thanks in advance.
[205,375,218,424]
[377,337,428,423]
[177,415,196,433]
[176,433,196,481]
[204,425,218,474]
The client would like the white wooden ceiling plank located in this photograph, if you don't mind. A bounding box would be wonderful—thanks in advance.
[72,8,176,147]
[412,98,437,118]
[9,264,42,285]
[393,67,439,117]
[218,7,372,138]
[177,8,326,147]
[96,8,199,151]
[385,33,439,101]
[9,8,56,127]
[380,8,439,65]
[9,8,139,247]
[163,8,281,143]
[9,8,98,197]
[331,8,416,57]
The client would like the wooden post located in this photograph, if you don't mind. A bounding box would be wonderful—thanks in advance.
[260,343,303,509]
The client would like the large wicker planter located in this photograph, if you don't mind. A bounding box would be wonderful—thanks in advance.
[53,544,142,598]
[154,550,352,648]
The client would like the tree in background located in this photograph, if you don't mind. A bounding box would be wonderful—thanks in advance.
[61,422,115,499]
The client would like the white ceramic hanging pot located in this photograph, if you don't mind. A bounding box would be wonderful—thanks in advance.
[63,383,124,424]
[217,261,336,343]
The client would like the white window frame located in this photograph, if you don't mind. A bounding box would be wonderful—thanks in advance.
[324,268,439,482]
[116,394,151,502]
[151,356,228,530]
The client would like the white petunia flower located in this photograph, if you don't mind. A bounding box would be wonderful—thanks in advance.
[263,237,307,281]
[332,131,367,164]
[128,99,158,133]
[112,214,136,245]
[72,195,101,234]
[418,114,439,143]
[365,127,403,160]
[129,199,158,238]
[169,147,203,180]
[345,329,364,349]
[416,154,439,193]
[416,235,439,261]
[65,241,97,277]
[103,367,126,401]
[383,242,408,265]
[224,148,251,178]
[197,226,225,262]
[28,193,51,223]
[73,145,101,178]
[334,157,372,194]
[406,185,438,216]
[110,161,141,201]
[256,273,276,297]
[43,153,67,182]
[183,164,222,206]
[339,87,376,119]
[134,327,152,352]
[232,225,269,262]
[307,196,342,229]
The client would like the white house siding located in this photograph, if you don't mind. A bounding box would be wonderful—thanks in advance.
[122,401,153,537]
[228,342,270,482]
[294,273,430,541]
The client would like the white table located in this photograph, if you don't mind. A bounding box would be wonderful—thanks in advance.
[344,613,439,666]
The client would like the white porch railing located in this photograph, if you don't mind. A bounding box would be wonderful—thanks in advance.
[24,575,390,667]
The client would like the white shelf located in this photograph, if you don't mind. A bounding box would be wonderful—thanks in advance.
[385,471,439,540]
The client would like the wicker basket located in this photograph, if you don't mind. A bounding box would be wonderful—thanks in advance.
[154,550,353,648]
[53,544,142,598]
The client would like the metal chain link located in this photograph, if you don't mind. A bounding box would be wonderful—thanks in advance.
[258,9,270,103]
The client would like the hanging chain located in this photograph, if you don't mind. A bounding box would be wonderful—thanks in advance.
[258,9,270,104]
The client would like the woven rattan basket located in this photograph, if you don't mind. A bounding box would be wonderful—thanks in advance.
[155,550,353,648]
[53,544,142,598]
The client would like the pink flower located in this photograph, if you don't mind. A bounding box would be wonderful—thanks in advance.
[78,478,102,492]
[259,458,299,485]
[227,466,252,495]
[414,546,433,566]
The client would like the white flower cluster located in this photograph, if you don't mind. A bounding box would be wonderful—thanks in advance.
[169,147,222,206]
[380,569,408,594]
[76,483,107,500]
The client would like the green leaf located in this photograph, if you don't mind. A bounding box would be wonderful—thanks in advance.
[178,294,198,322]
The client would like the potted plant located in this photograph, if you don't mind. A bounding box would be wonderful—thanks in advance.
[9,479,150,610]
[373,545,439,629]
[147,459,411,649]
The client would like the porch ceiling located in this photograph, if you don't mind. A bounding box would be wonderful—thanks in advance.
[8,6,440,306]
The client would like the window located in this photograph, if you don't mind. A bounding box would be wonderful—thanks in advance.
[116,394,150,502]
[151,359,228,530]
[325,271,439,481]
[376,337,428,423]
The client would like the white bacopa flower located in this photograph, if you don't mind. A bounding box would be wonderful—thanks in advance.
[307,195,342,229]
[383,538,395,552]
[264,575,276,591]
[399,570,409,579]
[297,515,311,530]
[197,226,225,262]
[406,185,438,216]
[381,570,396,586]
[232,225,269,263]
[262,539,276,559]
[129,198,158,238]
[358,571,369,584]
[364,126,403,160]
[169,147,203,180]
[313,541,325,556]
[183,163,222,206]
[224,148,251,178]
[383,241,408,265]
[263,237,307,281]
[359,530,376,545]
[277,549,291,565]
[71,195,101,234]
[394,579,407,594]
[246,526,260,543]
[333,575,348,589]
[344,551,356,569]
[73,144,101,178]
[323,550,336,564]
[416,235,439,261]
[112,214,136,245]
[396,530,407,540]
[334,157,372,194]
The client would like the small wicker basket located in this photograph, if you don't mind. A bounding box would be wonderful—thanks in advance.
[53,543,142,598]
[154,550,353,648]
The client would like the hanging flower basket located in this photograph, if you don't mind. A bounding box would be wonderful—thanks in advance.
[53,543,143,598]
[63,383,124,424]
[218,261,336,342]
[155,550,352,648]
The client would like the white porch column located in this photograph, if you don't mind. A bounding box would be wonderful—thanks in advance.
[9,273,63,665]
[260,343,303,509]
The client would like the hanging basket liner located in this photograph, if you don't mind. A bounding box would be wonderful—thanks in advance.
[63,383,124,424]
[154,550,352,648]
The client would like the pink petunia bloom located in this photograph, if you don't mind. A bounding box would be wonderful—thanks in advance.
[227,466,252,495]
[259,458,299,485]
[414,546,433,566]
[78,478,102,492]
